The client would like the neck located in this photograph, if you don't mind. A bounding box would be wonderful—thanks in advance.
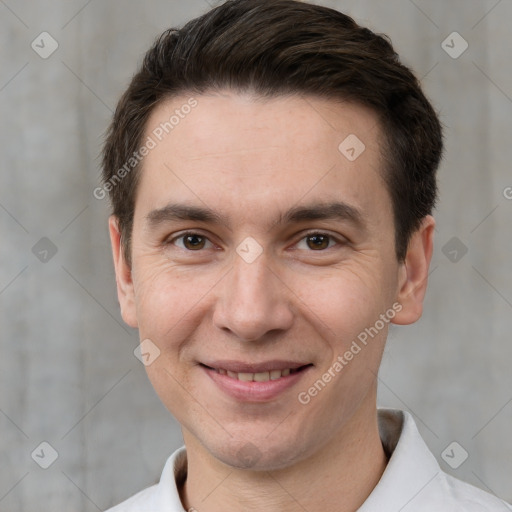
[180,400,387,512]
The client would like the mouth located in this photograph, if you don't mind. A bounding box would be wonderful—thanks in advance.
[199,361,313,402]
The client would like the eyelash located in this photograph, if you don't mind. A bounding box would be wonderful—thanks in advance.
[167,230,346,252]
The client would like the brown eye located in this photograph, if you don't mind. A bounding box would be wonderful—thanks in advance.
[306,234,330,250]
[169,232,213,251]
[182,234,206,250]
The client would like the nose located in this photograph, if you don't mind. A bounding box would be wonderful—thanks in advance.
[212,251,294,342]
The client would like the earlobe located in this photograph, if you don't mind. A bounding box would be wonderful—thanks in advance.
[108,216,138,328]
[391,215,435,326]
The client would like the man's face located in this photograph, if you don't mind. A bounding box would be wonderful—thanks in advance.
[112,92,423,470]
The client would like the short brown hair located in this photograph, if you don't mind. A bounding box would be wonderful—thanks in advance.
[102,0,443,264]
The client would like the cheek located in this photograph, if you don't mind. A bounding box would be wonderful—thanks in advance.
[294,264,391,417]
[290,256,391,339]
[132,258,179,336]
[131,255,220,345]
[130,258,210,419]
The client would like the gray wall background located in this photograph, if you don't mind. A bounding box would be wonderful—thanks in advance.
[1,0,511,510]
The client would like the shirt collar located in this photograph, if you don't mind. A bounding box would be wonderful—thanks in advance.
[153,447,188,511]
[358,409,441,511]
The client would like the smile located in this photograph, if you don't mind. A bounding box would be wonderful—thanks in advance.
[200,362,313,402]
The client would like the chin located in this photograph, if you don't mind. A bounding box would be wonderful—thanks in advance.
[204,433,311,471]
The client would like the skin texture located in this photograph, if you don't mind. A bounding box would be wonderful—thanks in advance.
[109,91,435,512]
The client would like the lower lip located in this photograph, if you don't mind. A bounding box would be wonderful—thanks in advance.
[202,365,311,402]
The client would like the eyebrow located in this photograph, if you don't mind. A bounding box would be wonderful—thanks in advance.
[146,203,228,226]
[281,202,364,229]
[145,201,365,231]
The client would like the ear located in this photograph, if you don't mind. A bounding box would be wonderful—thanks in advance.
[391,215,435,325]
[109,216,138,328]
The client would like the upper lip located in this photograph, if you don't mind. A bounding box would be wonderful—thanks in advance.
[201,360,311,373]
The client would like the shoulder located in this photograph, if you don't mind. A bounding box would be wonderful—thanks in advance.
[103,447,187,512]
[434,472,512,511]
[372,410,511,511]
[104,484,160,512]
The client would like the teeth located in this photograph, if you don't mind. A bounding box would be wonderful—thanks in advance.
[216,368,299,382]
[270,370,282,380]
[254,371,269,382]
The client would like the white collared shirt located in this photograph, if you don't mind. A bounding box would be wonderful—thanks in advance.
[105,409,511,511]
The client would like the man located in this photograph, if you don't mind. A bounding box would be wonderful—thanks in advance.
[101,1,511,510]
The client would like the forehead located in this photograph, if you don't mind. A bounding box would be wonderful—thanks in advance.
[145,92,381,160]
[135,92,390,230]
